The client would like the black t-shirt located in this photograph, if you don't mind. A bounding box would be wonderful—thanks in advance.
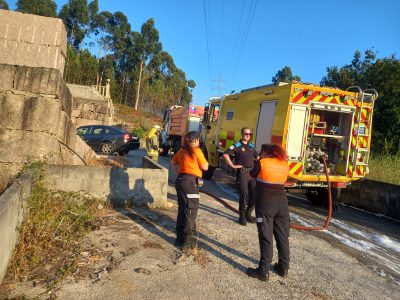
[224,140,258,168]
[250,160,261,177]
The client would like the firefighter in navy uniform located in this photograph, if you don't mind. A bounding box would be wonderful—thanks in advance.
[223,127,258,225]
[246,144,290,281]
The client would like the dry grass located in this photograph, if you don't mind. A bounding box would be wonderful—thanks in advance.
[368,154,400,185]
[5,166,106,289]
[86,156,128,168]
[113,104,162,135]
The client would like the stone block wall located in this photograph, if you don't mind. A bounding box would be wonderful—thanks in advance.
[0,9,67,75]
[67,84,113,127]
[0,64,95,192]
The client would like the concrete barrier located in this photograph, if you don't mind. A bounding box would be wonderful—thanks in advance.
[0,174,32,283]
[341,179,400,220]
[44,159,168,208]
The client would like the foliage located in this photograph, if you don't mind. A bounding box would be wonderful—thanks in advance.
[0,0,9,10]
[321,50,400,154]
[368,154,400,185]
[9,166,105,286]
[131,127,146,139]
[59,0,91,49]
[272,66,301,84]
[65,45,99,85]
[58,2,195,115]
[16,0,57,17]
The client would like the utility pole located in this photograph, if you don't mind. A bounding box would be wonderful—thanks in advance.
[212,74,226,97]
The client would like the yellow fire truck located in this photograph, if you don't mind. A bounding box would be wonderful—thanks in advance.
[201,82,378,201]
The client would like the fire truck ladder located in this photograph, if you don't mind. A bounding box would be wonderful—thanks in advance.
[346,86,379,177]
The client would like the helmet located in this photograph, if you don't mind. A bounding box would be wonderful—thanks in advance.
[153,125,161,130]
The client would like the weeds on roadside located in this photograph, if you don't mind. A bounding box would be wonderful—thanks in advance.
[368,154,400,185]
[7,166,106,288]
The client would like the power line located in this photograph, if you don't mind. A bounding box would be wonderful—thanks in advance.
[218,0,225,73]
[212,74,227,97]
[231,0,258,87]
[203,0,212,91]
[229,0,247,73]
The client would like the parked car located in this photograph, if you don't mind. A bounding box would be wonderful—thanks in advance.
[77,125,140,155]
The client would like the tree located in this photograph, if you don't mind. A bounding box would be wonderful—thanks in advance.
[320,49,400,155]
[0,0,9,10]
[320,49,376,89]
[134,18,162,110]
[272,66,301,84]
[16,0,56,17]
[59,0,90,49]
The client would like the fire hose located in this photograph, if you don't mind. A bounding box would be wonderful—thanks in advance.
[200,155,332,231]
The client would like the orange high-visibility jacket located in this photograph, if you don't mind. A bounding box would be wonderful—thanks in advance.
[257,158,289,185]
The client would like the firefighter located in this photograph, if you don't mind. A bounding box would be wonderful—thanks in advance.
[246,144,290,281]
[223,127,258,225]
[146,125,161,161]
[170,131,209,249]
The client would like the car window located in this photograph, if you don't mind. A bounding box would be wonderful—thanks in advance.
[104,128,115,134]
[77,127,89,135]
[91,127,103,135]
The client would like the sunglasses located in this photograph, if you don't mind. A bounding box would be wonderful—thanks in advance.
[243,133,253,136]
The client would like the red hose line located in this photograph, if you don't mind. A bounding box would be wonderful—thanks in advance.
[200,156,333,232]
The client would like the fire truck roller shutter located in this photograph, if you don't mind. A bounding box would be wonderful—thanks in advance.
[286,105,307,161]
[255,101,277,153]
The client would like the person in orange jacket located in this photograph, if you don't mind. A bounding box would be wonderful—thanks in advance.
[246,144,290,281]
[170,131,209,249]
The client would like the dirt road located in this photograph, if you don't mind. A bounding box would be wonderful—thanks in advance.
[6,150,400,299]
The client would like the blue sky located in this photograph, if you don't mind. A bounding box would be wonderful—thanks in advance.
[9,0,400,105]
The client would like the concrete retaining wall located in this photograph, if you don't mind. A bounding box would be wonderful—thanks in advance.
[44,157,168,208]
[341,179,400,220]
[0,174,32,283]
[0,9,67,75]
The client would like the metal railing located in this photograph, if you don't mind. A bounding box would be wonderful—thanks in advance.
[91,79,114,121]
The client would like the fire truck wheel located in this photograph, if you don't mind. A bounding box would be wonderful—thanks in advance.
[305,188,340,208]
[202,166,215,180]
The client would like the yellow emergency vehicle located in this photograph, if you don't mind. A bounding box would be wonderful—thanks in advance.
[201,82,378,200]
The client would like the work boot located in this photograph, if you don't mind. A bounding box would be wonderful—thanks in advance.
[245,209,256,223]
[273,263,288,278]
[182,235,197,251]
[332,202,341,212]
[174,237,184,247]
[246,267,269,281]
[239,211,247,226]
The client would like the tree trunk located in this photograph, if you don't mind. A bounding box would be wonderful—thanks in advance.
[134,60,144,111]
[120,72,126,104]
[96,47,102,86]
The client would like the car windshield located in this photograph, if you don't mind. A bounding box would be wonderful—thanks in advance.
[77,127,89,135]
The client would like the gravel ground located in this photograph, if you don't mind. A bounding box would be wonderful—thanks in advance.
[7,180,398,300]
[4,150,399,299]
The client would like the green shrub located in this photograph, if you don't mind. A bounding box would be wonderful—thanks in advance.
[132,127,146,139]
[139,117,154,132]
